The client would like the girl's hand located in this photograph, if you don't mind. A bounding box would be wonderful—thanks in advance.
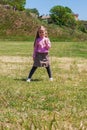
[33,57,34,61]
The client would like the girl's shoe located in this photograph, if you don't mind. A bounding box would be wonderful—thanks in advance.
[49,78,53,81]
[26,78,31,82]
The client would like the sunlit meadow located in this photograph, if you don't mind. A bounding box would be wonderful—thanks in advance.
[0,41,87,130]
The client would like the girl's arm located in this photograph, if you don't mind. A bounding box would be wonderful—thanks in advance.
[33,40,38,59]
[45,38,51,49]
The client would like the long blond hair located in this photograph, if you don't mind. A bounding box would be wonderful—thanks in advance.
[34,26,48,46]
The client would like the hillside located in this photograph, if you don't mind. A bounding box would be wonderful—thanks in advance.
[0,5,87,41]
[0,5,41,41]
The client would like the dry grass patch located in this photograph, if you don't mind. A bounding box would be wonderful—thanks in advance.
[51,56,87,72]
[0,56,32,63]
[0,56,87,77]
[0,56,32,77]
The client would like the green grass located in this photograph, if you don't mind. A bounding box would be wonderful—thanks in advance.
[0,41,87,129]
[0,41,87,58]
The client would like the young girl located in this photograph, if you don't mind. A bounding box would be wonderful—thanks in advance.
[27,26,53,82]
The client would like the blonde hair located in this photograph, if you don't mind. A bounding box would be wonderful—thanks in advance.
[34,26,48,46]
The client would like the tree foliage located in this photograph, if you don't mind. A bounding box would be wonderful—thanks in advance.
[0,0,8,4]
[0,0,26,11]
[50,5,77,28]
[77,21,87,33]
[29,8,39,16]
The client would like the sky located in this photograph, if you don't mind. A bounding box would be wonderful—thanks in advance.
[25,0,87,20]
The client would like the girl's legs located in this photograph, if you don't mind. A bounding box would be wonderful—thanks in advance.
[27,65,53,82]
[46,65,53,79]
[27,66,37,81]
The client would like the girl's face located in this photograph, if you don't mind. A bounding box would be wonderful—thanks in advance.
[38,29,45,38]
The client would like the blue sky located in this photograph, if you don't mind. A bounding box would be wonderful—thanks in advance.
[25,0,87,20]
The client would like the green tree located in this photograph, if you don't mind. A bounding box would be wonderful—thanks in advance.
[77,21,87,33]
[50,5,76,28]
[0,0,26,11]
[29,8,39,16]
[25,8,39,17]
[65,7,72,13]
[0,0,8,4]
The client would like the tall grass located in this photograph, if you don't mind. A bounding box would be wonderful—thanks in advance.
[0,41,87,129]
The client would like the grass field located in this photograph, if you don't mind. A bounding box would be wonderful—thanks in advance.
[0,41,87,130]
